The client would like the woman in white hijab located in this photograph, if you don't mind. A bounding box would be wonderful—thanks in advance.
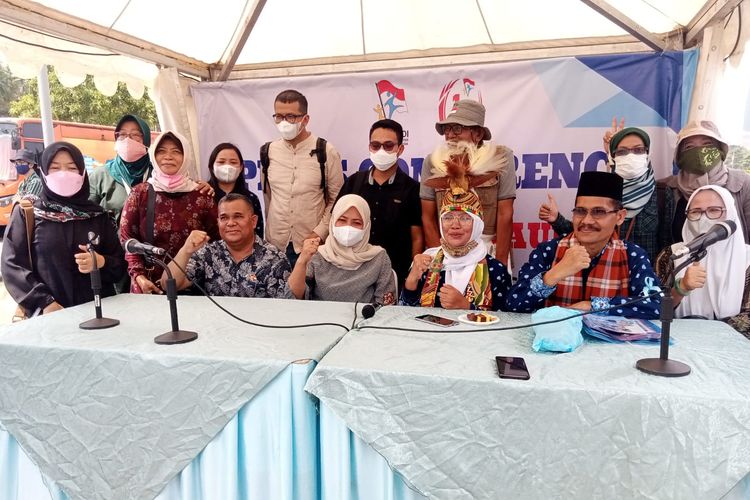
[120,131,219,294]
[665,185,750,334]
[289,194,396,304]
[400,188,511,311]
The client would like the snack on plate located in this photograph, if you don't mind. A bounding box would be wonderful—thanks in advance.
[466,312,495,323]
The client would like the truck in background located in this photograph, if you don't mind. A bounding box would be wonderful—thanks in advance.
[0,118,119,226]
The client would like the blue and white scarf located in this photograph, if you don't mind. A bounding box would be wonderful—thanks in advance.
[622,165,655,219]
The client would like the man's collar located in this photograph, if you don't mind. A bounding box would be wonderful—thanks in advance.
[368,166,398,185]
[222,237,257,263]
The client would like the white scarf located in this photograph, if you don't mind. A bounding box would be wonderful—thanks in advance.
[426,141,509,179]
[147,130,198,193]
[424,212,487,294]
[675,185,750,319]
[317,194,385,270]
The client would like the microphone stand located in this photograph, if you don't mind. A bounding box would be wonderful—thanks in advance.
[147,256,198,345]
[80,242,120,330]
[635,249,705,377]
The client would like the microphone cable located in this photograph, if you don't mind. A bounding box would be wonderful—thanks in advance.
[353,290,664,334]
[165,252,352,332]
[165,250,663,336]
[350,301,360,331]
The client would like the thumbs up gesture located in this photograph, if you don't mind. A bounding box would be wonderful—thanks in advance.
[538,193,559,223]
[682,262,707,291]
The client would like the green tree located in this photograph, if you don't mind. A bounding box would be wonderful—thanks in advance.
[0,64,25,116]
[9,66,158,127]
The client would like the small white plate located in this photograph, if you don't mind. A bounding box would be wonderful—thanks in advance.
[457,313,500,326]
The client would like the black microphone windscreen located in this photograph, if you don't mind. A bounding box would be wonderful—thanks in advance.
[362,304,376,319]
[124,239,137,253]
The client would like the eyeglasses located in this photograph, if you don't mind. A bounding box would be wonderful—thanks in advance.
[571,207,620,219]
[272,113,305,124]
[685,207,726,221]
[613,146,647,157]
[369,141,398,153]
[115,131,144,141]
[441,213,473,225]
[441,123,479,136]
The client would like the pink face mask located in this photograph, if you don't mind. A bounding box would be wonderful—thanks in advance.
[43,170,85,197]
[115,137,148,163]
[154,170,185,190]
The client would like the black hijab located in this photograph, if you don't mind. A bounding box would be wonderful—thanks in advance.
[39,142,103,215]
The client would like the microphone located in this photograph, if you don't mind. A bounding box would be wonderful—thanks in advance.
[124,238,166,256]
[362,303,384,319]
[671,220,736,259]
[80,232,119,330]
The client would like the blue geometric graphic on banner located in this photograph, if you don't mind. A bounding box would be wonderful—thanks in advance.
[568,91,667,128]
[576,51,686,132]
[533,58,620,127]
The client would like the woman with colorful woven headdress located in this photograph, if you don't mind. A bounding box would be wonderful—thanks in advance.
[400,182,511,311]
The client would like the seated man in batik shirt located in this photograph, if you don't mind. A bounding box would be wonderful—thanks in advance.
[163,193,292,298]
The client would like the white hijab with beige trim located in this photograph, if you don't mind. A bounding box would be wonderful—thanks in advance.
[317,194,385,270]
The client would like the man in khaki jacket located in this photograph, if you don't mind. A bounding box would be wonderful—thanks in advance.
[261,89,344,267]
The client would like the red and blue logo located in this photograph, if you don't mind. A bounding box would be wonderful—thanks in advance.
[374,80,408,119]
[438,78,482,120]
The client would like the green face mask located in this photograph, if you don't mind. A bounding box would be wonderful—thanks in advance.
[677,146,722,174]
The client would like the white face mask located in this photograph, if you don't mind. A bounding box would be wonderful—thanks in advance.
[613,153,649,180]
[370,148,398,171]
[276,120,302,141]
[332,225,365,247]
[685,215,716,238]
[214,163,241,183]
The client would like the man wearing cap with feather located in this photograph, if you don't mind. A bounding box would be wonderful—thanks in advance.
[420,100,516,266]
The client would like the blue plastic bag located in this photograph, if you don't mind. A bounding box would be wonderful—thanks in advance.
[531,306,583,353]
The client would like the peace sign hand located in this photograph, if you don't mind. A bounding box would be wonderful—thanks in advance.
[603,116,626,156]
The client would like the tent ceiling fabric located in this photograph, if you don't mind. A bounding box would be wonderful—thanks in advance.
[0,21,157,96]
[29,0,711,65]
[2,0,718,86]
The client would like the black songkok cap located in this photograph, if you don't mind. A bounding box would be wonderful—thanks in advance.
[576,171,623,202]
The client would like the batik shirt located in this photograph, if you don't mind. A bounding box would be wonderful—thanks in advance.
[506,237,661,319]
[186,238,292,298]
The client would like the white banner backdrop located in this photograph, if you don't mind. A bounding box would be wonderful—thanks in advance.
[192,50,698,272]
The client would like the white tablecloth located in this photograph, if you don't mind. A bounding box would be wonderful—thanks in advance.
[0,294,353,500]
[306,306,750,500]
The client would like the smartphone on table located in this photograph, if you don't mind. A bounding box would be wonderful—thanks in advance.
[415,314,459,327]
[495,356,530,380]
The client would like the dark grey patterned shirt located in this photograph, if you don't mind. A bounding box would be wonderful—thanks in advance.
[186,238,292,298]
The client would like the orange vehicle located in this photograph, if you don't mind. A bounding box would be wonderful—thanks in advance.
[0,118,120,226]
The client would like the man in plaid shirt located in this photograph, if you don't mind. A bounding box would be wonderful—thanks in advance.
[506,172,661,319]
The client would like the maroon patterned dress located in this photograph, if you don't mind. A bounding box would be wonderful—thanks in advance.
[120,183,219,292]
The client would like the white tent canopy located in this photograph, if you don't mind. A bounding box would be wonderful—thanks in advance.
[0,0,738,85]
[0,0,747,167]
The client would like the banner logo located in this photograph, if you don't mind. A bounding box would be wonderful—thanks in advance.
[374,80,408,119]
[438,78,482,120]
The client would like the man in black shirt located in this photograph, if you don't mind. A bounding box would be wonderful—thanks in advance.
[337,119,424,289]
